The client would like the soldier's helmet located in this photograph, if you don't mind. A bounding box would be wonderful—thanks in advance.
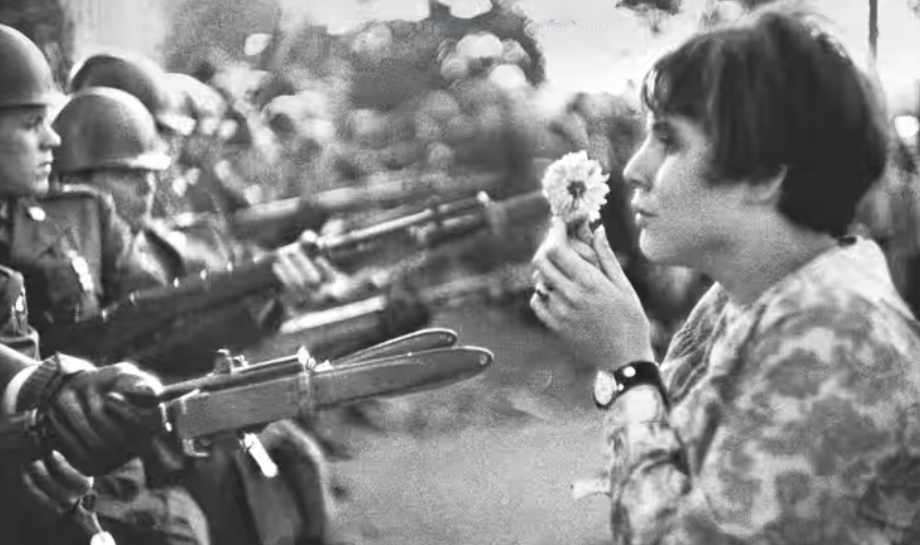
[52,88,171,175]
[167,72,227,137]
[68,53,195,137]
[0,24,59,108]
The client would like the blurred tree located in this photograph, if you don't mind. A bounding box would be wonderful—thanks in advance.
[162,0,281,74]
[0,0,75,86]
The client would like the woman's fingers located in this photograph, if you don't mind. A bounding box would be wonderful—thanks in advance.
[593,226,629,285]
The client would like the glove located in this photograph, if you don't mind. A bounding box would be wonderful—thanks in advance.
[18,357,164,476]
[21,451,94,526]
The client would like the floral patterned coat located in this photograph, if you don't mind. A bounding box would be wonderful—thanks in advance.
[604,236,920,544]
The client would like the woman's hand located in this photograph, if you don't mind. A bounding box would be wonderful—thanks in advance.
[531,222,654,370]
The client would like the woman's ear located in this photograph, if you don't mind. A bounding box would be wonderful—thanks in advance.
[741,165,787,207]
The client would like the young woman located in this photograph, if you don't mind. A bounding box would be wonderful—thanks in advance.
[532,4,920,543]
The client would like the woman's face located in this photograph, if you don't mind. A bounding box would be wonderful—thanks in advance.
[622,113,743,269]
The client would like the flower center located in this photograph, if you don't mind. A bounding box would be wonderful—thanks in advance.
[566,179,586,200]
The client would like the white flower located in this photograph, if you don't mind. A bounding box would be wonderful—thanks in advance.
[541,151,610,225]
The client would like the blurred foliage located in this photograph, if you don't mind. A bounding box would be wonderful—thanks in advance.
[909,0,920,16]
[162,0,281,77]
[260,0,546,110]
[0,0,75,86]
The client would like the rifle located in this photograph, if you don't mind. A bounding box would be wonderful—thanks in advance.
[250,262,535,362]
[41,190,549,363]
[185,171,503,246]
[0,328,491,462]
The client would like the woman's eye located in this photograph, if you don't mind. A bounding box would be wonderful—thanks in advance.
[657,133,678,152]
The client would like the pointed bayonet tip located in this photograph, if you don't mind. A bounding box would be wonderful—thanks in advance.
[477,349,494,367]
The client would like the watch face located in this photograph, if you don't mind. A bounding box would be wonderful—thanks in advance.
[594,370,617,407]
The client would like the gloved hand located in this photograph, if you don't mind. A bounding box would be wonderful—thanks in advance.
[21,451,94,527]
[274,230,336,309]
[31,360,164,476]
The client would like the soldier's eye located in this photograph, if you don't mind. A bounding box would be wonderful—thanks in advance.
[23,114,45,130]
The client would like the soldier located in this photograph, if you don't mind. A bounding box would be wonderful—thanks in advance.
[0,24,330,545]
[0,23,173,544]
[68,52,253,219]
[166,72,250,218]
[52,86,335,545]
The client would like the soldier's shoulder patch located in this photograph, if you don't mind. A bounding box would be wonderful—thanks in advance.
[0,264,28,327]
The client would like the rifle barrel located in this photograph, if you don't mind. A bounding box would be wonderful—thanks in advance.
[160,350,309,400]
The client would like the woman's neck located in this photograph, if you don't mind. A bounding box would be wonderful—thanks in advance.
[703,223,839,307]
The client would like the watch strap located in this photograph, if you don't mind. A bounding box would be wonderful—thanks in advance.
[598,360,668,409]
[16,354,94,412]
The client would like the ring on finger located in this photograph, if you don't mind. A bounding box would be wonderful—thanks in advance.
[66,491,96,516]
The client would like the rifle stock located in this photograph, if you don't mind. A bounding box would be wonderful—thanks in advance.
[43,191,549,363]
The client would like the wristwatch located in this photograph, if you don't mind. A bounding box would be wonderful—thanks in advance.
[593,360,668,409]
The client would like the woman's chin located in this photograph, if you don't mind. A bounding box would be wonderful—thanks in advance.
[639,233,683,266]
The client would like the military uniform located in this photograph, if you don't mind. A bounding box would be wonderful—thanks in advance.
[125,215,286,378]
[133,215,331,545]
[0,265,82,545]
[0,187,210,545]
[0,186,169,357]
[0,263,39,360]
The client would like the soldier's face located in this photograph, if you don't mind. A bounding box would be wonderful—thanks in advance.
[0,106,60,198]
[92,169,157,229]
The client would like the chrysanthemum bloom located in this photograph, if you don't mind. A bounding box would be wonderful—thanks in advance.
[541,151,610,232]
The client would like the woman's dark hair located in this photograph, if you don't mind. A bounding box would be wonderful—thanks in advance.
[639,2,889,237]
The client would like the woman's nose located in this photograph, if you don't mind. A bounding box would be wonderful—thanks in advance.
[622,145,653,191]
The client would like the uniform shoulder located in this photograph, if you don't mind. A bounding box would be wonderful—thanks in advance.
[0,264,22,283]
[39,183,120,219]
[42,183,112,203]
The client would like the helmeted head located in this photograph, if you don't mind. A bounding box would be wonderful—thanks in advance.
[0,25,59,108]
[68,52,195,140]
[53,88,170,175]
[167,72,227,138]
[166,72,228,166]
[0,24,62,197]
[53,88,170,226]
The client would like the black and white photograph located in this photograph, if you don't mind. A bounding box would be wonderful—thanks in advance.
[0,0,918,543]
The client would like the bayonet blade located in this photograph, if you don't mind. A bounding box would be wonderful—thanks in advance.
[311,346,492,409]
[333,328,458,365]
